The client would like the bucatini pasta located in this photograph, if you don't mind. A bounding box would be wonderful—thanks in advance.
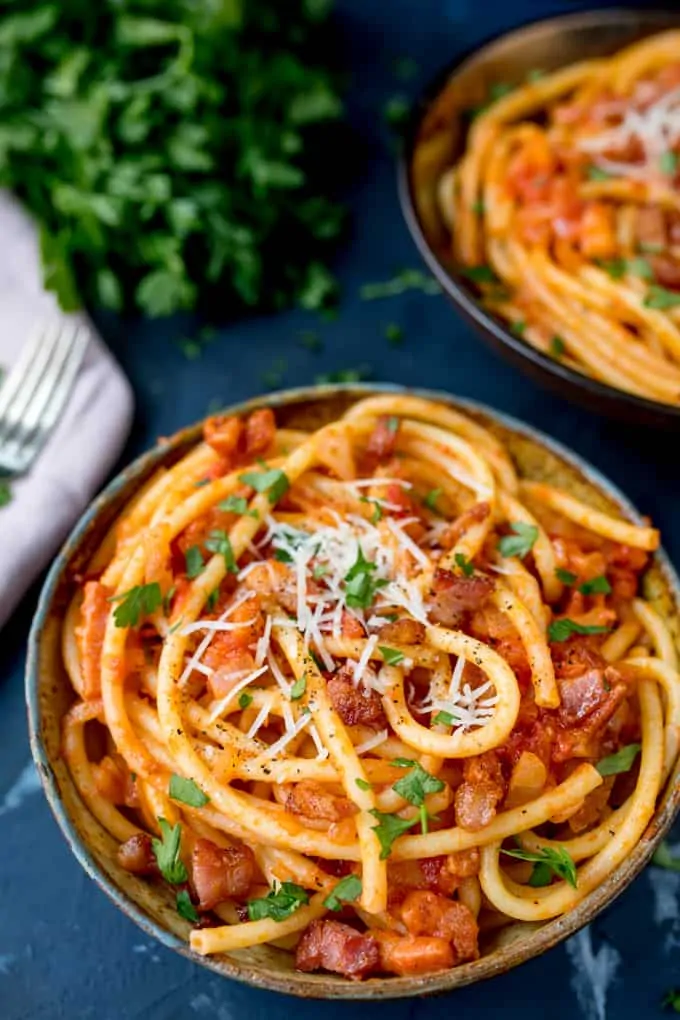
[61,394,677,980]
[431,30,680,404]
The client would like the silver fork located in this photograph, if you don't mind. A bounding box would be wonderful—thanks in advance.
[0,319,90,477]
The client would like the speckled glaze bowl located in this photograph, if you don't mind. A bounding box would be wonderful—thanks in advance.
[399,9,680,429]
[26,384,680,999]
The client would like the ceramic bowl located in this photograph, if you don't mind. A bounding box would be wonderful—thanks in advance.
[399,9,680,429]
[26,383,680,998]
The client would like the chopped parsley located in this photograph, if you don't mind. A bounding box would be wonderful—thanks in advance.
[550,335,566,358]
[502,843,577,888]
[360,495,383,524]
[454,552,474,577]
[384,94,410,128]
[379,646,405,666]
[587,165,613,181]
[299,330,323,352]
[218,495,259,518]
[548,618,610,643]
[662,989,680,1013]
[315,365,373,384]
[169,774,209,808]
[176,889,199,923]
[471,199,485,215]
[384,322,404,345]
[423,488,442,512]
[184,545,205,579]
[0,480,12,507]
[555,568,577,585]
[290,675,307,700]
[643,285,680,310]
[579,575,611,596]
[510,319,526,335]
[359,269,440,300]
[497,521,539,559]
[205,529,238,574]
[434,710,458,726]
[109,582,163,628]
[652,842,680,873]
[660,151,679,177]
[238,692,253,710]
[460,264,498,285]
[205,589,220,612]
[239,464,290,504]
[247,882,309,922]
[323,874,362,912]
[151,818,187,885]
[596,256,652,280]
[369,808,420,859]
[355,777,372,791]
[596,743,641,777]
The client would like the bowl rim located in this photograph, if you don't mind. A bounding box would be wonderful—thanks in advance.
[25,381,680,999]
[397,6,680,423]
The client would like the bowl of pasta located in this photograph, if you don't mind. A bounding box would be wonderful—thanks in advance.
[26,384,680,997]
[401,10,680,427]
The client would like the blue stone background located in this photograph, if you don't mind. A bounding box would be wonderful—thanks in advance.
[2,1,679,1017]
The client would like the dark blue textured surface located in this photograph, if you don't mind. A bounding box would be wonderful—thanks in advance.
[3,2,680,1017]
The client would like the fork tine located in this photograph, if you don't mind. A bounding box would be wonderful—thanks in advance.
[3,324,90,473]
[0,320,63,444]
[0,321,62,428]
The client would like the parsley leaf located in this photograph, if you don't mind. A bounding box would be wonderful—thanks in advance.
[501,844,577,888]
[218,495,259,518]
[660,151,679,177]
[510,319,526,335]
[460,265,498,284]
[369,808,420,859]
[434,710,458,726]
[662,989,680,1013]
[596,743,641,777]
[205,529,238,574]
[379,646,405,666]
[247,882,309,922]
[652,842,680,872]
[206,589,220,612]
[109,582,163,628]
[239,465,290,504]
[238,692,253,709]
[644,286,680,310]
[323,874,362,911]
[0,479,12,507]
[169,774,209,808]
[151,818,187,884]
[344,545,386,609]
[423,488,442,513]
[548,618,610,642]
[384,322,404,345]
[596,257,652,280]
[579,575,611,596]
[290,675,307,700]
[497,521,539,559]
[455,552,474,577]
[176,889,199,923]
[355,777,372,791]
[555,568,577,585]
[391,760,445,806]
[184,545,205,579]
[359,269,440,300]
[550,335,566,358]
[587,165,613,181]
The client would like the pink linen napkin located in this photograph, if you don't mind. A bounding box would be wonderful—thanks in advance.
[0,192,134,627]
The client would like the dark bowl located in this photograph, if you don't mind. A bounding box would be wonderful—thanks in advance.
[399,8,680,429]
[26,384,680,998]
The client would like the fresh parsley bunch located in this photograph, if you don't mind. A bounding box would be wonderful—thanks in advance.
[0,0,346,317]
